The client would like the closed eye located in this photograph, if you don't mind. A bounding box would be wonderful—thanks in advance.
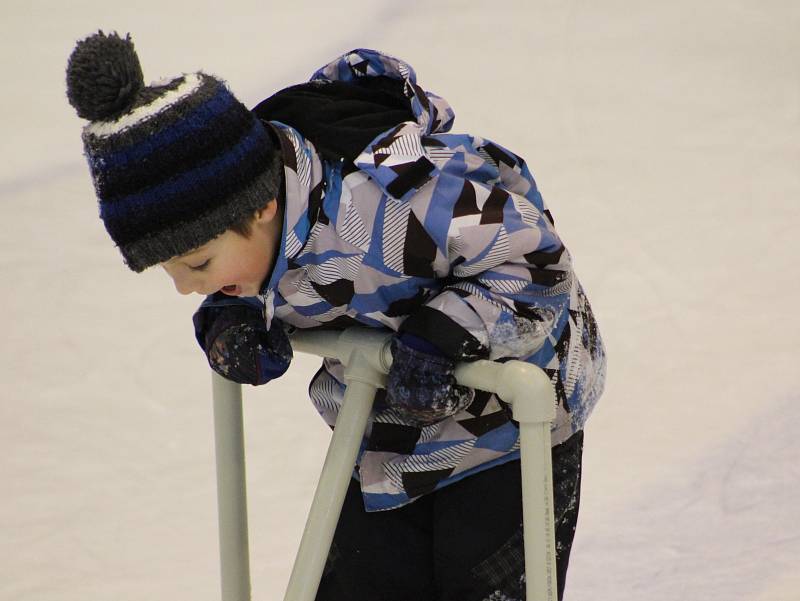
[190,259,211,271]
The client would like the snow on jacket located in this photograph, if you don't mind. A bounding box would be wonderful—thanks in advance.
[197,49,606,511]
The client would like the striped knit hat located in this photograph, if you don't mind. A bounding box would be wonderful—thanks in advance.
[66,31,281,272]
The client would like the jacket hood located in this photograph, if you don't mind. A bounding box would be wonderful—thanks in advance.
[310,49,455,136]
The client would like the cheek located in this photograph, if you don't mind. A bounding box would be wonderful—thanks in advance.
[224,250,270,283]
[243,252,272,281]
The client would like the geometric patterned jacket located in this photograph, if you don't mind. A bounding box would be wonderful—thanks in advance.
[196,49,606,511]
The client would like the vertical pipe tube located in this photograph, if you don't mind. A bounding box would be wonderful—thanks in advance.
[519,421,558,601]
[283,375,377,601]
[212,372,252,601]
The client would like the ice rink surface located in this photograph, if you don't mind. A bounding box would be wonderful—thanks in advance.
[2,1,798,599]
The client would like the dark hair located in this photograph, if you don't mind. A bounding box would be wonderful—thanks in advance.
[228,187,284,238]
[228,211,255,237]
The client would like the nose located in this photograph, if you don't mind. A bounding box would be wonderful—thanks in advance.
[174,278,195,295]
[163,266,197,295]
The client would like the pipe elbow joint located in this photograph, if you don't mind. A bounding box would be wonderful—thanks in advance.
[496,361,556,424]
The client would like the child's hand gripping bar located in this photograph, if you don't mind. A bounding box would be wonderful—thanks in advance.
[211,327,558,601]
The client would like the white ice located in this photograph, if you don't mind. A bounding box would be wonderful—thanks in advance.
[1,1,798,600]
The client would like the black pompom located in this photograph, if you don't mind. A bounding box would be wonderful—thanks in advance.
[66,31,144,121]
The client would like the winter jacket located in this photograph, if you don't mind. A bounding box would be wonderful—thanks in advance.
[196,49,606,511]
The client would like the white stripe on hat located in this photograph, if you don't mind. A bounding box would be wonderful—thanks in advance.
[85,73,204,139]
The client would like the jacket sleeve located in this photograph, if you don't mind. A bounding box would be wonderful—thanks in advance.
[398,136,573,362]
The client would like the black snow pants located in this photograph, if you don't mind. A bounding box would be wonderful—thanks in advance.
[315,430,584,601]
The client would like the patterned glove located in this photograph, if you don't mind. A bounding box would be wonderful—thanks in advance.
[193,304,292,385]
[386,333,475,427]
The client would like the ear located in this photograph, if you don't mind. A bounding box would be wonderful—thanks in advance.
[254,198,278,224]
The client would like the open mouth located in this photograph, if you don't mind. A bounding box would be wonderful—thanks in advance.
[221,284,240,296]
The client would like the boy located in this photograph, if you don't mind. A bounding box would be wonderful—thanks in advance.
[67,31,605,601]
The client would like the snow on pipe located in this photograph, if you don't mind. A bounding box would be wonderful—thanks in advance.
[212,328,557,601]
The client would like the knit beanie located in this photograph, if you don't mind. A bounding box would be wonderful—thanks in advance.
[66,31,282,272]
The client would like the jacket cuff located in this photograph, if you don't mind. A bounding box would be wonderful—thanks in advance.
[399,306,489,361]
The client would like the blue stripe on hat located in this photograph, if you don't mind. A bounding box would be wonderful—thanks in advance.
[100,117,269,222]
[101,84,237,171]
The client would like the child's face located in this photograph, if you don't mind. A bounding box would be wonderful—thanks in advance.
[160,201,282,297]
